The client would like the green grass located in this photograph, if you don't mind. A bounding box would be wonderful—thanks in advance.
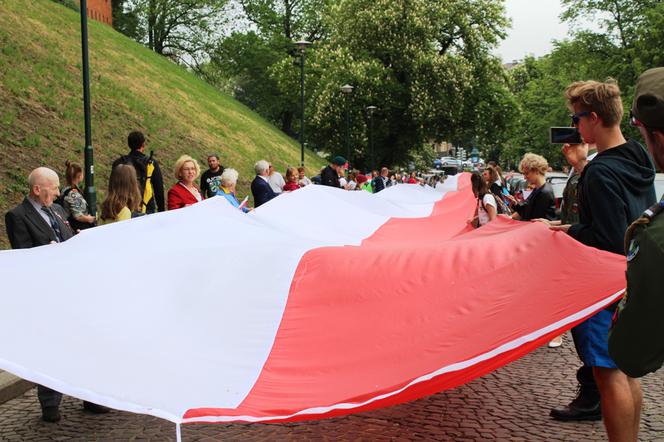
[0,0,325,248]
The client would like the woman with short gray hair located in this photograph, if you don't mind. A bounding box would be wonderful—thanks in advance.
[217,168,250,212]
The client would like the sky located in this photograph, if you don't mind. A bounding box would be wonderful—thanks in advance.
[495,0,570,63]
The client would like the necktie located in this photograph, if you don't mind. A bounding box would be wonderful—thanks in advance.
[41,206,64,243]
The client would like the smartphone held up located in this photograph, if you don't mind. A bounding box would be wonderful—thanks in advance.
[550,127,582,144]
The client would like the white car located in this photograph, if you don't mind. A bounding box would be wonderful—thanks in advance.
[439,157,462,171]
[655,173,664,200]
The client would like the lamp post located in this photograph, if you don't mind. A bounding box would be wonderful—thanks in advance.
[340,84,354,166]
[79,0,96,215]
[294,40,311,167]
[366,105,377,171]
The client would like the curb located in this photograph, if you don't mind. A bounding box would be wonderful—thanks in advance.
[0,371,34,405]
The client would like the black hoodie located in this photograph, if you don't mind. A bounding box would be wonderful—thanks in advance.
[569,139,656,255]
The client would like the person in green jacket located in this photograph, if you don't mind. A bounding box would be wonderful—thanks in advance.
[609,67,664,380]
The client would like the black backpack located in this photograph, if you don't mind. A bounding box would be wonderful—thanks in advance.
[112,151,152,193]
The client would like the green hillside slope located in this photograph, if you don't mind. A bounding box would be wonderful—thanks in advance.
[0,0,324,248]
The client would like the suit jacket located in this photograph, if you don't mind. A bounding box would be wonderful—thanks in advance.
[251,175,277,208]
[5,198,74,249]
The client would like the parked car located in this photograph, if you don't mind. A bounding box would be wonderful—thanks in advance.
[545,172,569,211]
[655,173,664,200]
[439,157,463,175]
[505,173,528,194]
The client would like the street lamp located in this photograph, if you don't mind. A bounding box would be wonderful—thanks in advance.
[294,40,311,167]
[79,0,96,215]
[366,105,377,171]
[340,84,354,166]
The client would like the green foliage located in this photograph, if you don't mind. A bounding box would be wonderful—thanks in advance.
[120,0,229,64]
[206,0,332,136]
[240,0,331,41]
[299,0,514,169]
[112,0,143,41]
[560,0,658,49]
[503,1,664,170]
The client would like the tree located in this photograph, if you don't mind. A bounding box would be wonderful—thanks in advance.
[120,0,229,66]
[206,0,332,135]
[111,0,143,41]
[295,0,515,168]
[561,0,658,50]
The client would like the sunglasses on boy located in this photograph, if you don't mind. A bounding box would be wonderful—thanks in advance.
[570,111,591,125]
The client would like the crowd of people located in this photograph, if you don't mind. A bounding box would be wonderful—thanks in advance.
[3,66,664,442]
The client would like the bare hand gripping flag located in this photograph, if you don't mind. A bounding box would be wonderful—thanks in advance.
[0,174,625,427]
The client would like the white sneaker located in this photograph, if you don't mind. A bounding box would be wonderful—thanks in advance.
[548,335,563,348]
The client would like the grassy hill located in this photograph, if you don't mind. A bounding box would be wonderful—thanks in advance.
[0,0,325,248]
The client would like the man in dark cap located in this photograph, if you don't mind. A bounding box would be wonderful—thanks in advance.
[320,156,347,188]
[609,67,664,389]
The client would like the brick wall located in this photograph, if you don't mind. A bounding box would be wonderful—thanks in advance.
[77,0,113,26]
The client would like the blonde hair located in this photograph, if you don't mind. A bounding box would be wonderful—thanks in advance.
[519,153,548,176]
[173,155,200,181]
[564,79,623,127]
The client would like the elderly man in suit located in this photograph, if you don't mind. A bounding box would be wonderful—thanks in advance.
[251,159,278,208]
[5,167,109,422]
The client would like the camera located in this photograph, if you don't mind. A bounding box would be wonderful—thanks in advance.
[550,127,582,144]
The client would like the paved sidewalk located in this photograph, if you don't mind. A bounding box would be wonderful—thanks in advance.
[1,334,663,441]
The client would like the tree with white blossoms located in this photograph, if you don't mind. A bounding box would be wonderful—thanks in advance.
[280,0,517,168]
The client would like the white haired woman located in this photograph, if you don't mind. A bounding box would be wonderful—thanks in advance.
[167,155,202,210]
[217,168,250,212]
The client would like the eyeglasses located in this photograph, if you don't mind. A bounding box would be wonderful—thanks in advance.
[571,111,591,125]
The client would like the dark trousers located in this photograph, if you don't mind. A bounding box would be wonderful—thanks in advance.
[37,384,62,409]
[573,328,600,400]
[578,366,598,390]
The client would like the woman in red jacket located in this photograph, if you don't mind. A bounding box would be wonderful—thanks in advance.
[167,155,202,210]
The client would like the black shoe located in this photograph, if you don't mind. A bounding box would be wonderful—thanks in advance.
[41,406,61,423]
[83,401,110,414]
[550,401,602,421]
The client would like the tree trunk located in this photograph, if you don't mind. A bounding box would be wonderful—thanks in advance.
[281,111,295,137]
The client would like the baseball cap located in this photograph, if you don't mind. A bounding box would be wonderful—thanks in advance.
[331,156,347,166]
[632,67,664,130]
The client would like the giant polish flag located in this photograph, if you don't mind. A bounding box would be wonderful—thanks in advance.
[0,174,625,426]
